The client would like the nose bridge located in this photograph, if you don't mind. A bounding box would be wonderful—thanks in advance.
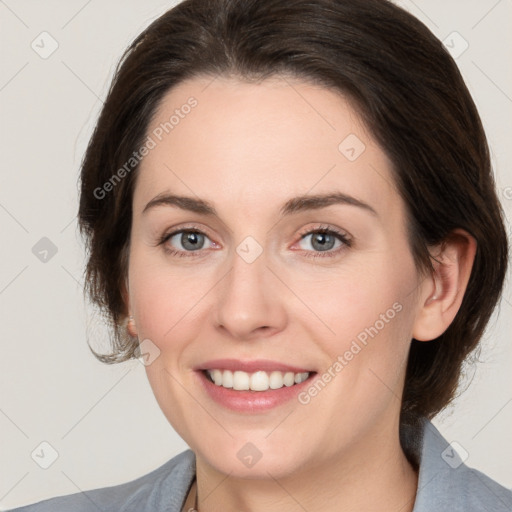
[214,234,285,338]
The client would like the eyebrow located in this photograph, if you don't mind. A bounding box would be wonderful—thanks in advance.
[142,191,378,218]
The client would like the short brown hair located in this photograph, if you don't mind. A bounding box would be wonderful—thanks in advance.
[77,0,509,465]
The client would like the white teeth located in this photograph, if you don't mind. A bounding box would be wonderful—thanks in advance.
[221,369,233,388]
[233,370,250,390]
[250,371,268,391]
[206,369,310,391]
[212,369,223,386]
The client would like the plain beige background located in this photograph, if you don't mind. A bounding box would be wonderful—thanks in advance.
[1,0,511,509]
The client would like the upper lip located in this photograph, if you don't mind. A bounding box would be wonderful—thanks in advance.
[196,358,314,374]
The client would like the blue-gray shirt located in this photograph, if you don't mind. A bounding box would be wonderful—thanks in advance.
[7,418,512,511]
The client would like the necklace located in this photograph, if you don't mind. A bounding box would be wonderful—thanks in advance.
[188,476,198,512]
[182,477,198,512]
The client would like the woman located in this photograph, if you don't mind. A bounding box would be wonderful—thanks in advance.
[9,0,511,510]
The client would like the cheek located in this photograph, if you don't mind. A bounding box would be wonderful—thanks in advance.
[291,253,416,377]
[290,271,415,440]
[142,356,199,445]
[297,259,411,335]
[128,250,212,345]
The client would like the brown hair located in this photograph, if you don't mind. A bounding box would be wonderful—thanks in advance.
[77,0,509,464]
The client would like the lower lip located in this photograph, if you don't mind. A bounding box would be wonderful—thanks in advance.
[195,370,317,412]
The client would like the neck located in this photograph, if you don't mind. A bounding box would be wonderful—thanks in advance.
[188,420,419,512]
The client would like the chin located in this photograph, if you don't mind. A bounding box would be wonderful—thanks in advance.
[195,438,310,480]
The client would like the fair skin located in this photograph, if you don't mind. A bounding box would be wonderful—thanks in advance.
[124,75,476,512]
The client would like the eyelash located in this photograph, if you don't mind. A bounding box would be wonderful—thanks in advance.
[297,225,352,259]
[156,223,352,260]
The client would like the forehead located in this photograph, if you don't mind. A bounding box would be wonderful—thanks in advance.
[134,75,399,220]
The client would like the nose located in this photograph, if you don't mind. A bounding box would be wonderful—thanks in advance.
[214,243,287,341]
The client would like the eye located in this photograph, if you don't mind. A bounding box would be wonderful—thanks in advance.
[156,223,351,259]
[295,225,351,259]
[157,225,215,257]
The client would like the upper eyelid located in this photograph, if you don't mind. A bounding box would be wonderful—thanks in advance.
[296,228,351,249]
[161,225,351,249]
[298,224,350,238]
[161,224,213,242]
[162,224,348,238]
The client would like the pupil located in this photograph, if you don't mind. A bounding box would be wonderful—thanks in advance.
[313,232,334,251]
[182,232,203,250]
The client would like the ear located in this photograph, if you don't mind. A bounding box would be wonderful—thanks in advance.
[121,277,139,337]
[412,229,477,342]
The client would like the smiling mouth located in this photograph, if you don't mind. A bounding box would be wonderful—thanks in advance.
[202,368,316,392]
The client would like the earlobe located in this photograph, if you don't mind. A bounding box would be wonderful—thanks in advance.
[127,315,138,338]
[121,277,137,337]
[412,229,477,342]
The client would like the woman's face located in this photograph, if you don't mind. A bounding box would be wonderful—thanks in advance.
[127,75,430,478]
